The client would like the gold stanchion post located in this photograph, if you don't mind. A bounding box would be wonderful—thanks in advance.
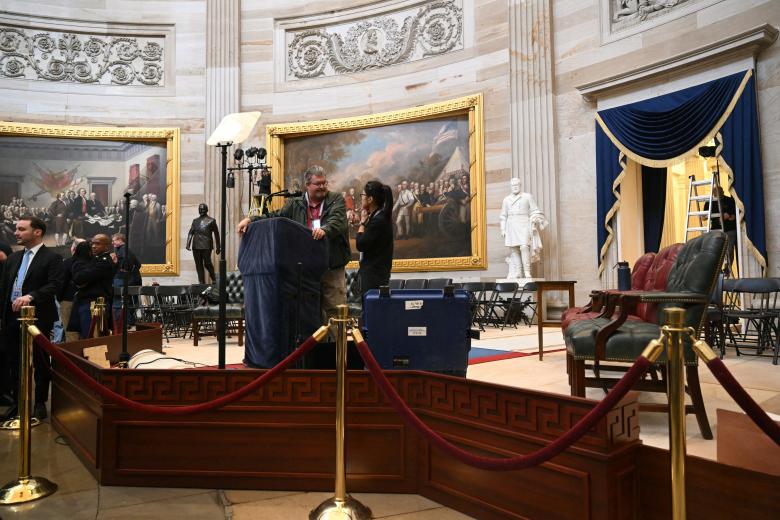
[0,306,57,504]
[95,296,105,337]
[310,305,372,520]
[663,307,687,520]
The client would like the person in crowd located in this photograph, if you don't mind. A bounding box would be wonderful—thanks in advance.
[48,192,68,246]
[110,233,142,328]
[68,188,89,238]
[0,240,11,407]
[237,165,350,322]
[0,216,64,420]
[705,186,738,274]
[60,239,90,343]
[87,192,106,216]
[68,234,116,339]
[355,181,394,296]
[393,180,416,240]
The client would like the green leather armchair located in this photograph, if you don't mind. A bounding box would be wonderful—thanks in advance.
[564,231,726,439]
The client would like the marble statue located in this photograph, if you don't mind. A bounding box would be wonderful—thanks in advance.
[499,178,548,279]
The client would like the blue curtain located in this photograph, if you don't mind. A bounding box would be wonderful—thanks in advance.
[598,71,745,160]
[595,123,623,264]
[719,75,766,266]
[641,166,667,253]
[595,69,766,270]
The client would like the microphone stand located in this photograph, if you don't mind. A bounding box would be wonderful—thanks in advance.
[118,191,132,367]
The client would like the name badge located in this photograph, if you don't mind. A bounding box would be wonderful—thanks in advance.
[312,219,321,229]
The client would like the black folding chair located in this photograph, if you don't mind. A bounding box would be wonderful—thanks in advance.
[404,278,428,290]
[138,285,168,342]
[427,278,453,290]
[722,278,780,361]
[461,282,485,330]
[388,279,405,290]
[486,282,519,329]
[155,285,191,338]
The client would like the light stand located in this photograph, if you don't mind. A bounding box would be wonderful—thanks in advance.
[118,191,132,367]
[217,142,230,369]
[207,111,263,370]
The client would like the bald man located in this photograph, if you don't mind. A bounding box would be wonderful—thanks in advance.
[68,234,116,338]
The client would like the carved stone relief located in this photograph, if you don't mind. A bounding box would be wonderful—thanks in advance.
[0,25,164,86]
[603,0,724,43]
[285,0,463,80]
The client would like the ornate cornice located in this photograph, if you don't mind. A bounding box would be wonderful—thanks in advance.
[283,0,463,81]
[576,24,778,102]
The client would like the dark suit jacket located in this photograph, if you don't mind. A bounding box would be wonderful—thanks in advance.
[0,245,64,334]
[355,209,393,294]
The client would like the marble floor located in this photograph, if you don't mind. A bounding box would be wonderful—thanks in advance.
[1,326,778,519]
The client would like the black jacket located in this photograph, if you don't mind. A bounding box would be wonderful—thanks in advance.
[114,245,142,286]
[73,252,116,302]
[355,209,393,294]
[0,245,63,334]
[59,256,77,302]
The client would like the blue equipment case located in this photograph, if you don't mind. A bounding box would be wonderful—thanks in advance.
[362,288,471,377]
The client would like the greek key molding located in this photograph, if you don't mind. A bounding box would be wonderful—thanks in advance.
[284,0,463,80]
[0,14,171,88]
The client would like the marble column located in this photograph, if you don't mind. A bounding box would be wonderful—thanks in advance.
[205,0,241,269]
[509,0,560,281]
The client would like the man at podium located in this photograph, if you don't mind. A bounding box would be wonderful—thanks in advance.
[237,165,350,321]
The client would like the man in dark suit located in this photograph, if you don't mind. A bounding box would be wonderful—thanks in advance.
[0,216,63,420]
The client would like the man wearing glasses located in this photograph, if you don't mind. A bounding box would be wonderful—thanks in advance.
[237,165,350,322]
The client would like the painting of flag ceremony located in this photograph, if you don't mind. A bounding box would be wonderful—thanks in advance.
[1,1,779,519]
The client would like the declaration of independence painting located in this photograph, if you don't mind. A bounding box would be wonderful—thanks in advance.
[0,130,174,270]
[279,110,478,269]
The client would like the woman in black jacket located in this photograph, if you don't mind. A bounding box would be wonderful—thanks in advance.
[355,180,394,296]
[65,241,94,338]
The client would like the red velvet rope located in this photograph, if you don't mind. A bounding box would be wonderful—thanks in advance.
[87,313,97,338]
[34,332,318,415]
[705,358,780,446]
[356,339,651,471]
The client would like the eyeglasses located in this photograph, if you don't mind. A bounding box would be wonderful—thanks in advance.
[360,193,368,197]
[308,181,328,187]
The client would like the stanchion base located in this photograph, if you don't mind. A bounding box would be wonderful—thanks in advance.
[309,495,372,520]
[0,417,41,430]
[0,476,57,504]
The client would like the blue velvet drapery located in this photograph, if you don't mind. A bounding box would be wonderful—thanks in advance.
[641,166,667,254]
[595,69,766,273]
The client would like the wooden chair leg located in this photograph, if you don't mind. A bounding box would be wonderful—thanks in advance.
[686,365,713,440]
[193,318,199,346]
[238,318,244,347]
[569,355,585,397]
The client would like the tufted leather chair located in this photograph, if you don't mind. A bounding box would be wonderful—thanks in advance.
[561,251,657,331]
[564,231,726,439]
[192,271,245,346]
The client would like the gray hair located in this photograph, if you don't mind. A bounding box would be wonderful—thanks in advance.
[303,165,325,185]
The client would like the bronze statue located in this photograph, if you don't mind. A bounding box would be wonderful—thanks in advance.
[186,203,220,283]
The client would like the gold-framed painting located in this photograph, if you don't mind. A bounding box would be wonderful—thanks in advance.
[0,121,180,275]
[266,93,485,272]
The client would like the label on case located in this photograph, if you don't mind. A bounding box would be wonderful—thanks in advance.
[408,327,427,336]
[405,300,424,310]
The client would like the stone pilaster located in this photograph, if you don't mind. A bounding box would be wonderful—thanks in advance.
[509,0,560,280]
[205,0,241,269]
